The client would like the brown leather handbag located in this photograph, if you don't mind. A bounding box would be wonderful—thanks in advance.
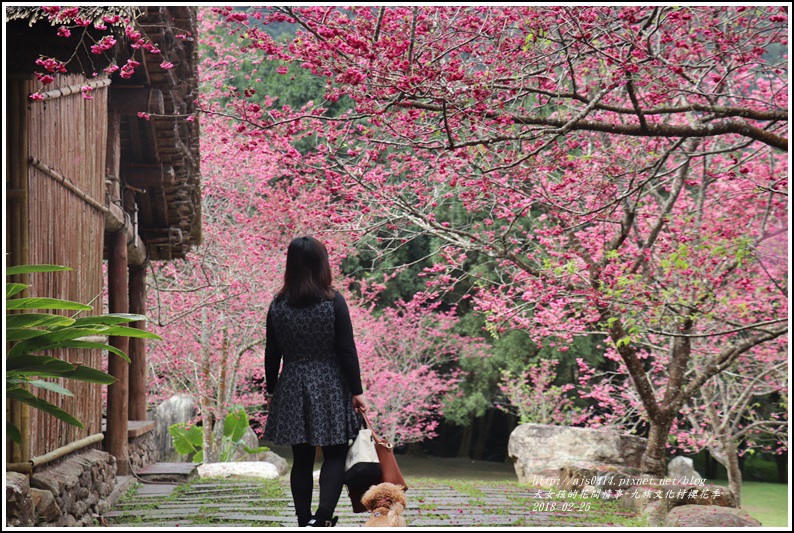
[345,409,408,513]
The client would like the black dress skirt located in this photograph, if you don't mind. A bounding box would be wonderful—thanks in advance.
[263,292,362,447]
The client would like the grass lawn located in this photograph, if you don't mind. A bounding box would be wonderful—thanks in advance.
[712,480,790,527]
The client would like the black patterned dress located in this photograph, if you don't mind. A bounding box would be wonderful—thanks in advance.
[263,291,362,446]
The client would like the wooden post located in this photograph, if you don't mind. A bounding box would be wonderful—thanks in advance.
[128,265,148,421]
[7,76,31,463]
[106,229,130,475]
[106,110,121,200]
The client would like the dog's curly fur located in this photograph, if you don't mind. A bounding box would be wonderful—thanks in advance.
[361,482,407,527]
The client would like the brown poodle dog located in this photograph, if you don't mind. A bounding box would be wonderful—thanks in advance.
[361,482,407,527]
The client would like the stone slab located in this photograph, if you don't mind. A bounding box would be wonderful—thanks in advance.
[127,420,156,438]
[215,512,295,522]
[134,462,198,482]
[133,483,178,497]
[109,521,195,528]
[103,463,648,528]
[104,507,201,518]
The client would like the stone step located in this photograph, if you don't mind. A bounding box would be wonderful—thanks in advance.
[132,483,178,498]
[133,462,199,483]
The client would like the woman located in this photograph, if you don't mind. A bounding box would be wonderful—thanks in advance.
[264,236,367,527]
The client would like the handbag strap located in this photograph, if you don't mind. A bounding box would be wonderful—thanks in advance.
[357,409,393,450]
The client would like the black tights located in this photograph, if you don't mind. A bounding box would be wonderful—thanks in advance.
[291,443,348,523]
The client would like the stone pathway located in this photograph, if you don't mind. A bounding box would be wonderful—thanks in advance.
[102,476,643,528]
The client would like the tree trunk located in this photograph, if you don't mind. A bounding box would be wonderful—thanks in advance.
[709,443,741,506]
[473,411,494,460]
[776,453,787,484]
[200,309,215,463]
[704,449,717,479]
[457,415,474,458]
[640,418,673,475]
[725,447,742,507]
[213,325,229,461]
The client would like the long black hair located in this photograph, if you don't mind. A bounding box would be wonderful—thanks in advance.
[276,236,335,306]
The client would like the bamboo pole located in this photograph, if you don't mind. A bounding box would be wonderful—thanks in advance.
[30,433,105,468]
[29,157,109,213]
[37,77,112,101]
[7,77,32,463]
[6,433,105,475]
[106,229,130,475]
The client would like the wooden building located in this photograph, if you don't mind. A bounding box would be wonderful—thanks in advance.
[5,6,201,478]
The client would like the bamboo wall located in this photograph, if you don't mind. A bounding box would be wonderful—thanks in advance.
[8,74,108,458]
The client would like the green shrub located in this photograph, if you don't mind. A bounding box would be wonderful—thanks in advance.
[6,264,161,443]
[169,407,268,462]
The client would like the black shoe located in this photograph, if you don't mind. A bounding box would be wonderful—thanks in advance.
[306,507,338,527]
[305,516,337,527]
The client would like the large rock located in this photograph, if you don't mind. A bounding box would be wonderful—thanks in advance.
[508,424,647,483]
[262,451,289,477]
[664,505,761,527]
[6,471,34,527]
[229,427,269,462]
[150,394,198,462]
[559,464,643,493]
[667,456,703,484]
[197,461,280,480]
[227,428,287,475]
[30,488,61,523]
[664,483,736,509]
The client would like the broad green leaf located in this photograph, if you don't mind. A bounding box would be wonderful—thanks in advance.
[7,325,155,357]
[61,365,117,385]
[6,297,92,311]
[68,341,130,361]
[6,328,115,357]
[28,379,75,396]
[7,388,85,429]
[193,450,204,463]
[24,340,132,363]
[5,313,75,329]
[6,378,27,388]
[5,327,54,342]
[96,325,162,340]
[71,314,148,327]
[243,445,270,455]
[6,355,76,375]
[7,421,22,445]
[5,265,72,276]
[168,424,203,456]
[6,283,29,298]
[224,409,249,442]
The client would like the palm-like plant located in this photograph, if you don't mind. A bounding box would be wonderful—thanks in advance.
[6,264,161,444]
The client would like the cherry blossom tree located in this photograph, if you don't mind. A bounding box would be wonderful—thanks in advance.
[209,6,788,474]
[675,345,788,505]
[145,113,314,459]
[497,359,582,426]
[348,291,479,446]
[145,11,468,456]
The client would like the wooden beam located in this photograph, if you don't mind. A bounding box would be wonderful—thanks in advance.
[109,87,164,115]
[106,229,130,475]
[106,110,121,202]
[128,266,148,421]
[122,164,175,187]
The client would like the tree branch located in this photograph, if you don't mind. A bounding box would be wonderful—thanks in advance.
[401,101,788,150]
